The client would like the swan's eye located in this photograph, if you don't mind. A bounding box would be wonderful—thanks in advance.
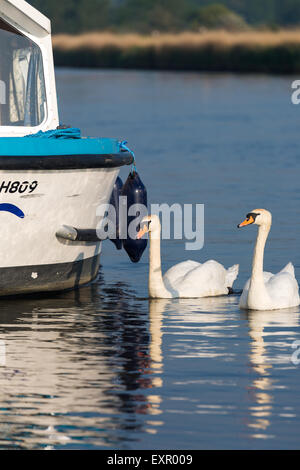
[247,212,260,221]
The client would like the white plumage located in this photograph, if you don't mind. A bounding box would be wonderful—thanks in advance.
[239,263,300,311]
[137,215,239,299]
[238,209,300,311]
[163,259,239,298]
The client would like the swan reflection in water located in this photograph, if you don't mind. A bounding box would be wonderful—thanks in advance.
[153,295,240,359]
[150,296,300,442]
[246,307,299,439]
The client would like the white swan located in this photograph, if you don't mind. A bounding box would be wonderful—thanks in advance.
[137,215,239,299]
[238,208,300,311]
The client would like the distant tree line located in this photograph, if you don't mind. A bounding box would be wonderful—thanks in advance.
[29,0,300,34]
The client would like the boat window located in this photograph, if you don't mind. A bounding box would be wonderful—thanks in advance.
[0,18,47,127]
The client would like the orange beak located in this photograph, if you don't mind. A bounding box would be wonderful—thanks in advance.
[137,224,149,240]
[238,215,255,228]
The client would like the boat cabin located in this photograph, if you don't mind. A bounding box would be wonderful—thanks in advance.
[0,0,58,136]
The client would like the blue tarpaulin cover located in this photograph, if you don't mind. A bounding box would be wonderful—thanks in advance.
[0,128,121,156]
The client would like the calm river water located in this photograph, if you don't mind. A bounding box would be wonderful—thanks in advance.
[0,69,300,449]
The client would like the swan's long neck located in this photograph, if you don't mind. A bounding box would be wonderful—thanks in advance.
[248,223,271,307]
[251,224,270,280]
[148,231,171,298]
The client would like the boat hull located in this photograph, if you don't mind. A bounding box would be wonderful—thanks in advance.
[0,166,121,296]
[0,254,101,296]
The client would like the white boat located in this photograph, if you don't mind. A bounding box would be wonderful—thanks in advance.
[0,0,133,295]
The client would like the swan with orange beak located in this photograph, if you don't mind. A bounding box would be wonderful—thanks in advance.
[238,208,300,310]
[137,215,239,299]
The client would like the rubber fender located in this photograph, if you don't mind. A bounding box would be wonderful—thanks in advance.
[121,171,148,263]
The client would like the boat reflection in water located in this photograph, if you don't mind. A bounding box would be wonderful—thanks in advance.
[246,308,299,440]
[0,278,156,449]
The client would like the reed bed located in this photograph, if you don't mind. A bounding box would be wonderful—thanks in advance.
[52,30,300,73]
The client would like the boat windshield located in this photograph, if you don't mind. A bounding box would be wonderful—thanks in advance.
[0,18,47,128]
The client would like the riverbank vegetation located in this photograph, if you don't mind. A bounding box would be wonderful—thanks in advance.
[28,0,300,73]
[52,30,300,74]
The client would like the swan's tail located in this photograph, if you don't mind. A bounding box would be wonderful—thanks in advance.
[280,262,295,277]
[226,264,239,288]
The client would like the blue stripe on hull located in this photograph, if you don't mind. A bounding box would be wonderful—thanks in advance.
[0,204,24,218]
